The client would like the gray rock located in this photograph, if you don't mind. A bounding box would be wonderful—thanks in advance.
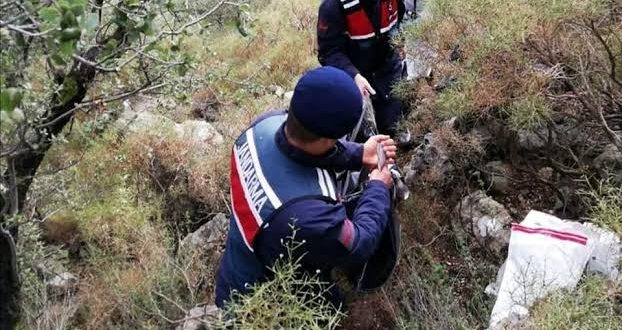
[483,161,513,195]
[174,120,224,146]
[454,191,513,254]
[46,272,78,298]
[181,214,228,253]
[485,261,506,298]
[404,41,439,81]
[594,144,622,179]
[517,128,552,151]
[115,110,175,134]
[274,86,285,98]
[115,109,223,146]
[405,132,454,185]
[176,304,220,330]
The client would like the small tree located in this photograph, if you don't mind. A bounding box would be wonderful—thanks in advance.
[0,0,241,326]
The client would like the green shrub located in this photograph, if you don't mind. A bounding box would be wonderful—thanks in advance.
[504,94,551,131]
[220,237,345,330]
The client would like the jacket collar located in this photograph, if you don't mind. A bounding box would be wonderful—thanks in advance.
[275,123,344,168]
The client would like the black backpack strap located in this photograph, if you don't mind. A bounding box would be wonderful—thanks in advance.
[362,0,382,37]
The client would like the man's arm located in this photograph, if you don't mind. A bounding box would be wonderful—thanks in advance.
[337,180,392,264]
[257,178,391,270]
[317,0,359,78]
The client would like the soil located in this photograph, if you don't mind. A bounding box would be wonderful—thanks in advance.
[341,291,397,330]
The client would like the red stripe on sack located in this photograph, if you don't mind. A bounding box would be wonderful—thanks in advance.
[511,224,587,245]
[230,151,260,248]
[511,223,588,241]
[345,9,375,37]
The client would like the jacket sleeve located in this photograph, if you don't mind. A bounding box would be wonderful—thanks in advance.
[260,180,391,269]
[317,0,359,78]
[328,140,364,171]
[341,180,392,263]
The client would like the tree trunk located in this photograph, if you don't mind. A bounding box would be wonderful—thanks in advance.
[0,46,99,328]
[0,230,18,330]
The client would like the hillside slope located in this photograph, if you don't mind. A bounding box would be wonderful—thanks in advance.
[6,0,620,329]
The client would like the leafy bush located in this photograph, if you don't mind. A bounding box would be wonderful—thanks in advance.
[220,237,345,330]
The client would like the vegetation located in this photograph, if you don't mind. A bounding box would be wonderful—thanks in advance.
[391,0,621,328]
[527,276,622,330]
[1,0,620,328]
[220,235,345,330]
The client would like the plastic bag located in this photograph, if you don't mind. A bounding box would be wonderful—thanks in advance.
[489,211,597,328]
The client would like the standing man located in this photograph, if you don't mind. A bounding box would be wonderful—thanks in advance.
[215,67,397,308]
[317,0,414,146]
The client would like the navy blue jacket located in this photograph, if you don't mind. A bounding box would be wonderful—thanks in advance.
[215,111,391,307]
[317,0,406,78]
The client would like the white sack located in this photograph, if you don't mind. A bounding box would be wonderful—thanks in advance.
[489,211,597,328]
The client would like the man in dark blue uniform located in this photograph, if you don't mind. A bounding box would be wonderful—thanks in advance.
[317,0,414,145]
[215,67,397,308]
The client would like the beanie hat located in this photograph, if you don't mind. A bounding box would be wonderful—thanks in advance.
[290,66,363,139]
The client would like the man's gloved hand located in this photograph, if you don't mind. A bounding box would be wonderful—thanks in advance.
[369,166,394,188]
[363,135,397,169]
[354,73,376,97]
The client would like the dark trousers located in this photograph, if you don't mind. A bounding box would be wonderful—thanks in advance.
[368,59,406,136]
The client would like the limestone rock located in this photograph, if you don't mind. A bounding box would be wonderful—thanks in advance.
[454,191,513,254]
[115,109,223,147]
[181,214,228,253]
[174,120,224,146]
[115,110,175,134]
[404,41,439,81]
[175,305,220,330]
[46,272,78,298]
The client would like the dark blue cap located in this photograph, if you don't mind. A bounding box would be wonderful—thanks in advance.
[290,66,363,139]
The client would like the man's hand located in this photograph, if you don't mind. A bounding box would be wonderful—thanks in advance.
[363,135,397,169]
[354,73,376,97]
[369,166,393,188]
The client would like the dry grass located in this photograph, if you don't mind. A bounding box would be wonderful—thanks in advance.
[402,0,615,132]
[527,276,622,330]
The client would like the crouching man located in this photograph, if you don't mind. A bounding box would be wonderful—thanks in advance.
[215,67,397,308]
